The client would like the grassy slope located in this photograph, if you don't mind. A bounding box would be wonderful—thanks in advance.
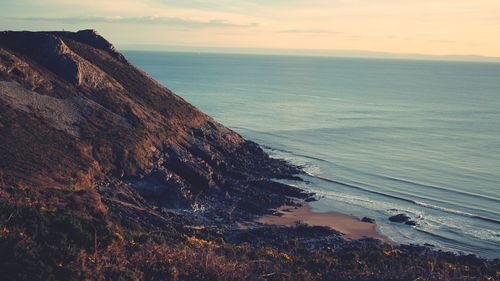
[1,187,498,281]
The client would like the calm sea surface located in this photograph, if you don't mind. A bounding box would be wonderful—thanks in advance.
[125,51,500,258]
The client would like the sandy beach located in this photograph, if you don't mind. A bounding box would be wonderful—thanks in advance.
[257,202,389,242]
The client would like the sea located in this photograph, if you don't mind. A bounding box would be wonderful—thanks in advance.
[124,51,500,259]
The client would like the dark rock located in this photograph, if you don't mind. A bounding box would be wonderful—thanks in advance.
[389,214,411,223]
[304,196,317,202]
[405,220,418,226]
[361,217,375,223]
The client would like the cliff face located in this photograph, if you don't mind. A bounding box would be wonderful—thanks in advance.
[0,29,304,215]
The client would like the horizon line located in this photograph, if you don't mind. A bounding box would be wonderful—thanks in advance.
[117,43,500,63]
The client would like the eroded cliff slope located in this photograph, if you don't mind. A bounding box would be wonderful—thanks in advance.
[0,29,306,217]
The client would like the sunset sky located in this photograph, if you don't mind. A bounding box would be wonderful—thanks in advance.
[1,0,500,57]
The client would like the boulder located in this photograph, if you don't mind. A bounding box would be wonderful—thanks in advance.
[405,220,418,226]
[361,217,375,223]
[389,214,411,223]
[304,196,317,202]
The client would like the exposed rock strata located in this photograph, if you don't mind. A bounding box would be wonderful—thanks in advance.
[0,29,309,219]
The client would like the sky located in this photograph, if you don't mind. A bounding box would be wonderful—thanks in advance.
[1,0,500,57]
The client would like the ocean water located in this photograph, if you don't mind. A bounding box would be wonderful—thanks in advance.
[125,51,500,259]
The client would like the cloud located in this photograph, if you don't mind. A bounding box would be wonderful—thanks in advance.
[152,0,308,10]
[12,16,259,29]
[278,29,339,35]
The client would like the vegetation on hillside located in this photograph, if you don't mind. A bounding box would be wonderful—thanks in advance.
[1,186,498,281]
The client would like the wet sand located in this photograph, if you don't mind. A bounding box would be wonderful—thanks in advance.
[257,202,389,242]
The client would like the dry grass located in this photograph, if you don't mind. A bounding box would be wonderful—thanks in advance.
[1,187,499,281]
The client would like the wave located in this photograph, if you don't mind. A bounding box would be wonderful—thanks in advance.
[261,145,331,164]
[313,175,417,204]
[263,143,500,206]
[260,143,500,225]
[413,228,462,245]
[414,224,500,253]
[378,174,500,204]
[423,219,500,245]
[252,138,500,252]
[413,201,500,225]
[309,174,500,225]
[310,187,500,245]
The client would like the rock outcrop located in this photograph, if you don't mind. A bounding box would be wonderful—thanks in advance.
[0,29,307,218]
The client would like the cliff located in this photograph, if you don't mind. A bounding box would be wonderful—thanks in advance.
[0,29,307,216]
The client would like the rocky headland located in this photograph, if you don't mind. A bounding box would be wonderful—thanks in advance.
[0,30,498,281]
